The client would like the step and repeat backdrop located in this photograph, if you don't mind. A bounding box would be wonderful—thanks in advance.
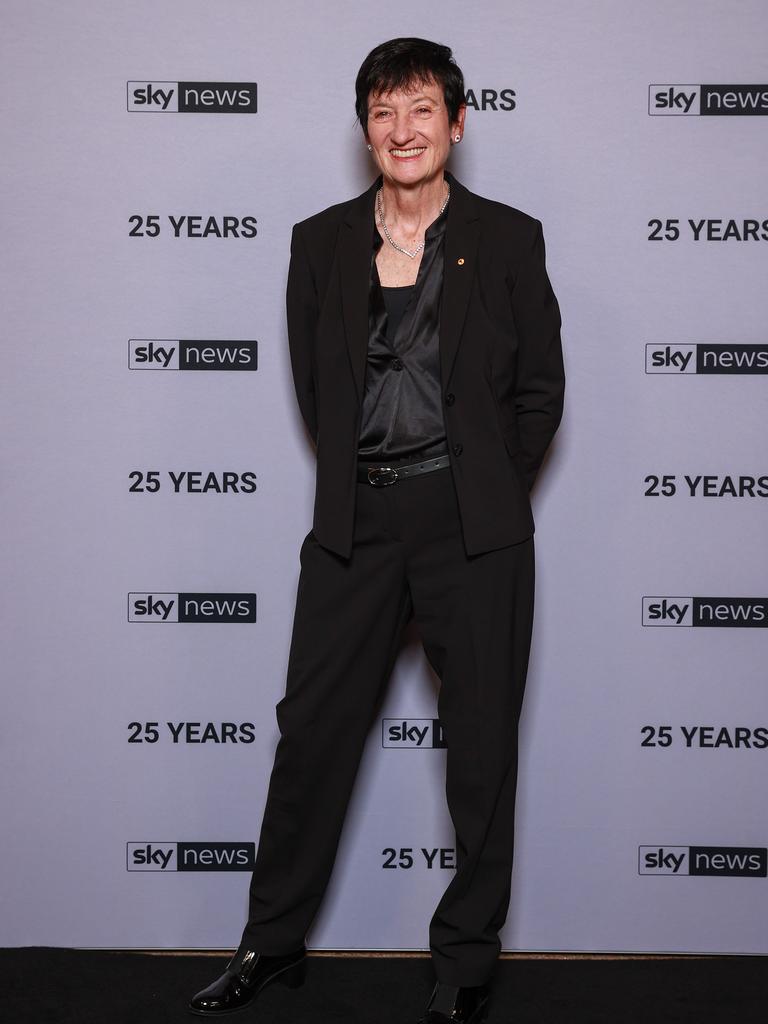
[2,0,766,952]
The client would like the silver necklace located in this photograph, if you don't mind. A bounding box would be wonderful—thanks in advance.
[376,184,450,259]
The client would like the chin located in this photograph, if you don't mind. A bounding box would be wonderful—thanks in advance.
[386,162,439,185]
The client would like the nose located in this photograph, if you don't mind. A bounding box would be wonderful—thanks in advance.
[389,111,414,145]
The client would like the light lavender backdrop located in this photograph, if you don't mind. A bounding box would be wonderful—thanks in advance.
[1,0,766,952]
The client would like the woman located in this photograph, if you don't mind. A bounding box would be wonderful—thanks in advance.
[189,37,564,1024]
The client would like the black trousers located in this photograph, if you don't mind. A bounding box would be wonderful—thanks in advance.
[241,463,535,986]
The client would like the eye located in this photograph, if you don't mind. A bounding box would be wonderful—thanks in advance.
[373,110,392,120]
[416,106,432,115]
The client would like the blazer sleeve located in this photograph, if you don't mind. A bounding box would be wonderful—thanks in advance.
[286,223,319,444]
[510,218,565,491]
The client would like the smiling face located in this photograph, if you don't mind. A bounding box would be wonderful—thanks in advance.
[365,77,465,189]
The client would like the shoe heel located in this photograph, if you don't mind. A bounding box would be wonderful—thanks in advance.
[278,957,307,989]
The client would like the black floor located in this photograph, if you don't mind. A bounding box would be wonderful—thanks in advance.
[2,948,766,1024]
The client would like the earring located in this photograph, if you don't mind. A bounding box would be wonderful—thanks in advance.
[367,143,372,151]
[454,135,461,143]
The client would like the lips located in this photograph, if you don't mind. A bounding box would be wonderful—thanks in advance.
[390,147,426,159]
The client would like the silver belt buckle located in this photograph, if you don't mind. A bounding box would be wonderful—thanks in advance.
[368,466,398,487]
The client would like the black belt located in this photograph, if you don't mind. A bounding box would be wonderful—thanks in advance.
[357,453,451,487]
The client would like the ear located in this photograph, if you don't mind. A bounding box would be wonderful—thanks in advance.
[451,103,467,138]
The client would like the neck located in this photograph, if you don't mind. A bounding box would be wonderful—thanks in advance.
[379,172,448,237]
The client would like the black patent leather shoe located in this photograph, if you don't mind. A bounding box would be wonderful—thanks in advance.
[188,944,306,1016]
[417,981,490,1023]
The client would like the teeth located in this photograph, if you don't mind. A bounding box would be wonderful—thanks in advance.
[391,147,426,157]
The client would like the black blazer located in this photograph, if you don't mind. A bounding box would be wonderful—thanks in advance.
[286,171,564,559]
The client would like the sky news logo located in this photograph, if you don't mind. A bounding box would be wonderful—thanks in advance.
[642,597,768,627]
[128,593,257,623]
[129,339,257,370]
[646,344,768,374]
[128,81,257,113]
[639,846,767,877]
[127,842,256,871]
[382,718,446,748]
[649,84,768,115]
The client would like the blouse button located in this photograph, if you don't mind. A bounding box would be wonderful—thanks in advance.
[391,358,404,371]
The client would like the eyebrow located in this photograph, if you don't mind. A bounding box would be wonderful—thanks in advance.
[368,95,439,110]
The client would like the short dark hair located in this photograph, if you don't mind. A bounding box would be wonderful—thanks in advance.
[355,37,466,132]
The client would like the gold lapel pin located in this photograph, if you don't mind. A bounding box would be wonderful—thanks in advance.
[457,258,465,266]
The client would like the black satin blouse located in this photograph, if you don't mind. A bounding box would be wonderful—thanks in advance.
[356,201,449,462]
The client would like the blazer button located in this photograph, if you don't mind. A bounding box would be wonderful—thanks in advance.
[452,443,463,456]
[445,392,455,405]
[391,358,404,371]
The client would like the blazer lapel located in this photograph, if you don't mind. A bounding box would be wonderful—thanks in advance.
[440,172,480,387]
[339,171,479,401]
[340,178,379,403]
